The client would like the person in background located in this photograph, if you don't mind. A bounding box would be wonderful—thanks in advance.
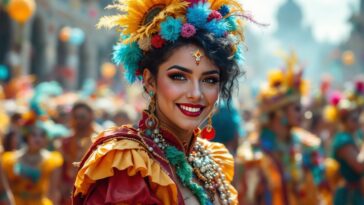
[59,102,100,205]
[236,53,329,205]
[1,124,63,205]
[330,87,364,205]
[112,109,133,126]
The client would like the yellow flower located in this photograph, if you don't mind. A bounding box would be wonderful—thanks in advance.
[208,0,243,14]
[97,0,189,43]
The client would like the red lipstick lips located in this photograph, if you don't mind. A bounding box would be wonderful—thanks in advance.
[177,103,205,117]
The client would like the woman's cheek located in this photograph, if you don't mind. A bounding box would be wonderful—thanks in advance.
[202,85,219,103]
[158,78,185,97]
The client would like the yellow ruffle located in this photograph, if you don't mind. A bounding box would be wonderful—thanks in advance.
[74,138,178,205]
[1,151,16,178]
[42,151,63,173]
[197,138,238,205]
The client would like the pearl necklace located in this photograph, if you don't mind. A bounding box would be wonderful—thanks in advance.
[145,128,233,205]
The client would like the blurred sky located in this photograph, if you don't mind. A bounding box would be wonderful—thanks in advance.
[242,0,360,44]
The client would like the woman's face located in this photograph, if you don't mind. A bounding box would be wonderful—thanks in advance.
[285,101,302,127]
[146,44,220,133]
[71,107,93,130]
[27,128,46,151]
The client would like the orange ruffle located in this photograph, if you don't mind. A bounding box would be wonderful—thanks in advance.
[74,138,178,205]
[197,138,238,205]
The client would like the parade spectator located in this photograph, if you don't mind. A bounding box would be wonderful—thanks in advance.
[1,125,63,205]
[59,102,100,205]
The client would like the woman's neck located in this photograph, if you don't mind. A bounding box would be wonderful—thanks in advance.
[74,127,93,138]
[26,147,41,155]
[268,121,290,142]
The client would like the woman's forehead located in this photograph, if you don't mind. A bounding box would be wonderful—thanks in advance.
[160,45,218,72]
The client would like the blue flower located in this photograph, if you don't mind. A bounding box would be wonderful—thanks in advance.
[186,2,211,28]
[204,19,229,37]
[160,16,183,41]
[218,5,230,16]
[112,39,142,83]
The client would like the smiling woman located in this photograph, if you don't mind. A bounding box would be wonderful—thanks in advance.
[72,0,248,204]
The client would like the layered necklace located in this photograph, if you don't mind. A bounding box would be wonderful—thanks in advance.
[143,124,233,205]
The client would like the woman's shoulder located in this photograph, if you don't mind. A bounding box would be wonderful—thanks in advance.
[1,150,18,167]
[73,125,178,203]
[196,138,234,182]
[41,150,64,172]
[196,138,239,204]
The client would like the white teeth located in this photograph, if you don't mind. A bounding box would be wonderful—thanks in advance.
[180,105,201,113]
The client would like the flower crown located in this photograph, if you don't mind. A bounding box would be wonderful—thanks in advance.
[323,90,360,123]
[257,52,308,113]
[97,0,247,83]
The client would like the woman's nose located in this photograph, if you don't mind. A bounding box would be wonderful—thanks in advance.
[187,80,202,100]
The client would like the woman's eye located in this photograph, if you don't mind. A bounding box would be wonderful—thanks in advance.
[203,77,220,84]
[168,73,186,81]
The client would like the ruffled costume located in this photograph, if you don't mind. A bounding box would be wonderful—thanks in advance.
[236,127,330,205]
[1,151,63,205]
[73,112,237,204]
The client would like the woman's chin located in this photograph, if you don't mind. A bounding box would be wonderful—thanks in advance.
[176,123,201,133]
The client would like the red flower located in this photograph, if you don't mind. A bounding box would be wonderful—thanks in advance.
[135,68,142,76]
[208,10,222,21]
[356,80,364,93]
[151,34,165,48]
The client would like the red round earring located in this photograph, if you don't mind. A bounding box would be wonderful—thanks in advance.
[201,113,215,140]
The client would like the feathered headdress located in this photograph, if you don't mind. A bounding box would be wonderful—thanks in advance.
[257,52,308,113]
[21,81,70,139]
[97,0,247,83]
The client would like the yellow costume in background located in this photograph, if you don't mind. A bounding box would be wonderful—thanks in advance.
[236,53,332,205]
[1,151,63,205]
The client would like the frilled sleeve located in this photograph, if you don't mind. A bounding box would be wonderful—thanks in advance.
[43,151,63,173]
[1,152,16,179]
[73,137,178,205]
[198,138,238,205]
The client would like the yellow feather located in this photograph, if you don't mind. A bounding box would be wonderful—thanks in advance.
[96,15,123,29]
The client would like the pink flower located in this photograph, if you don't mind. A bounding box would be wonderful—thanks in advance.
[151,34,165,48]
[207,10,222,21]
[330,91,342,106]
[181,23,196,38]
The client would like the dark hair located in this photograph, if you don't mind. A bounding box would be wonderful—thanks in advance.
[22,126,47,143]
[72,101,94,114]
[139,31,243,102]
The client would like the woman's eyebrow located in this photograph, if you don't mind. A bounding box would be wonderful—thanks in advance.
[167,65,192,73]
[202,70,220,76]
[167,65,220,76]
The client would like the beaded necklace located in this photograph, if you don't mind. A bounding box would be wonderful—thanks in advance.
[143,125,233,205]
